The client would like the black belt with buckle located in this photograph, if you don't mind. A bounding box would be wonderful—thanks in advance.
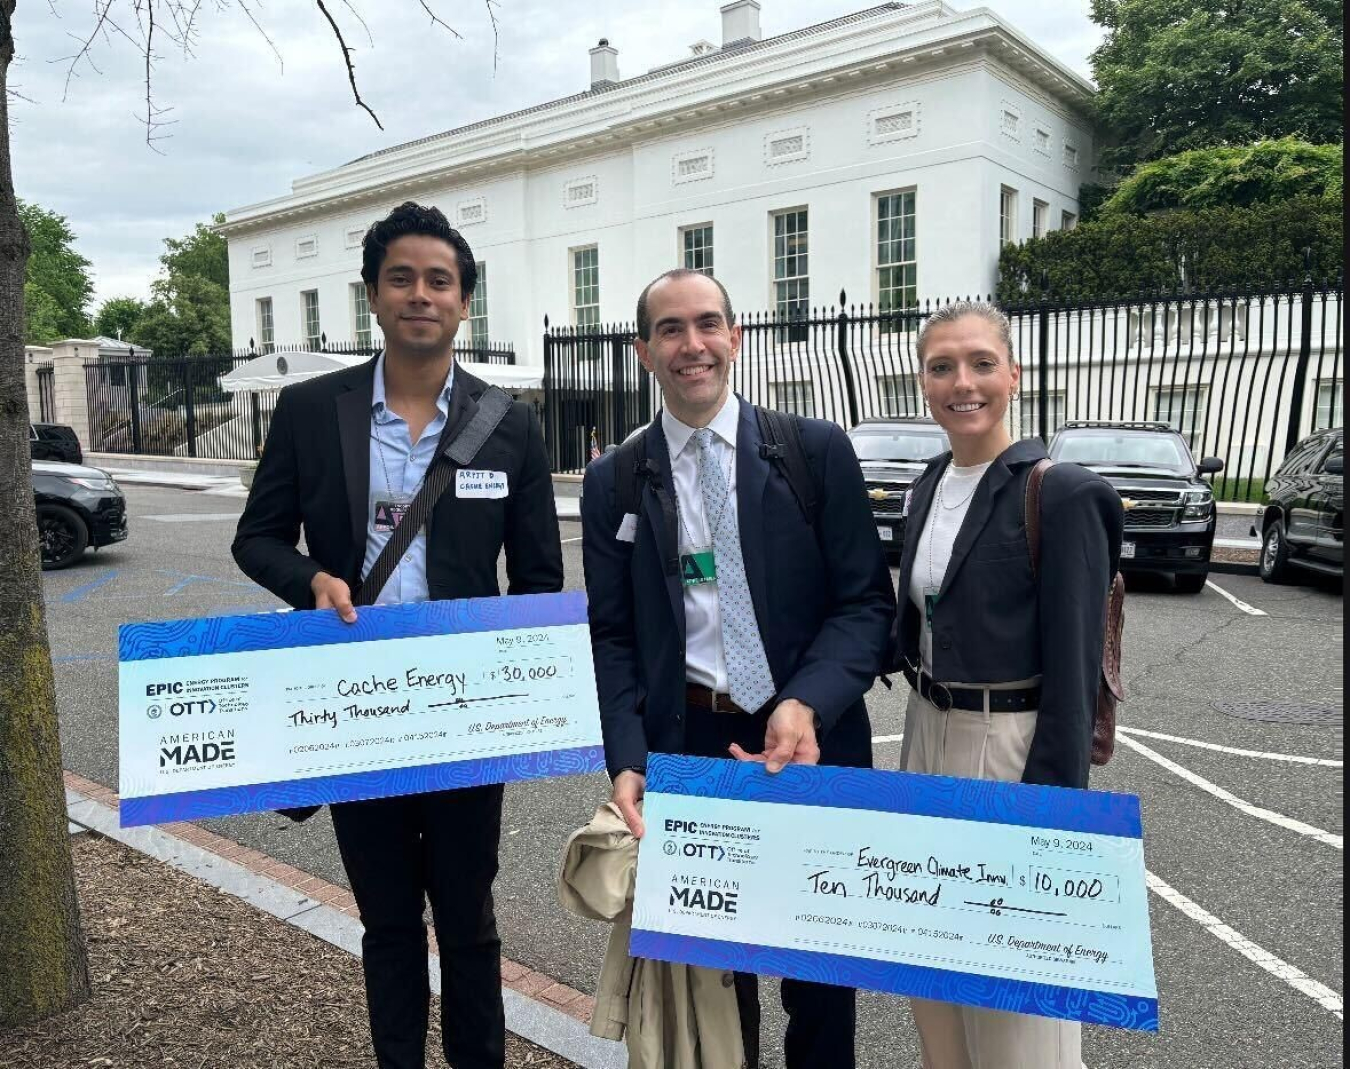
[902,665,1040,713]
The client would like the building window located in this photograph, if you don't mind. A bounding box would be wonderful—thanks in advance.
[1063,142,1081,169]
[1032,199,1049,240]
[1316,379,1343,431]
[1153,385,1208,449]
[256,298,274,354]
[572,246,600,329]
[1061,210,1078,230]
[877,373,922,417]
[301,290,321,349]
[876,191,916,333]
[772,209,809,342]
[468,262,489,349]
[869,103,919,144]
[673,150,714,184]
[1019,390,1067,437]
[765,127,810,166]
[351,283,372,348]
[251,245,272,269]
[565,177,598,209]
[1000,187,1018,246]
[681,225,714,276]
[295,235,318,259]
[773,380,814,417]
[1033,126,1051,155]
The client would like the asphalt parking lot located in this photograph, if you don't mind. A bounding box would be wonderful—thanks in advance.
[43,483,1343,1069]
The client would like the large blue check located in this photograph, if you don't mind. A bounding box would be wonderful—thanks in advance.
[632,754,1159,1030]
[118,591,603,827]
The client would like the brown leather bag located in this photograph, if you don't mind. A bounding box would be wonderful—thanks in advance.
[1024,459,1125,766]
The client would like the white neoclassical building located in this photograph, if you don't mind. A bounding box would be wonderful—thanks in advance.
[219,0,1095,364]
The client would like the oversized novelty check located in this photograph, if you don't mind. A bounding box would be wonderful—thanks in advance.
[632,754,1158,1030]
[118,591,603,827]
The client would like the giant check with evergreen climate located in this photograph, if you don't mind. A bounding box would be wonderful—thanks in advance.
[117,591,603,827]
[633,754,1159,1030]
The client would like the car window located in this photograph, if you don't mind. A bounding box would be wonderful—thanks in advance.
[1317,437,1343,474]
[1052,432,1190,473]
[848,429,949,462]
[1280,436,1326,475]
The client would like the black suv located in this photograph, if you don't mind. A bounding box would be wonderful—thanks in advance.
[30,422,83,464]
[1048,421,1223,593]
[1254,426,1342,584]
[848,417,950,555]
[32,460,128,569]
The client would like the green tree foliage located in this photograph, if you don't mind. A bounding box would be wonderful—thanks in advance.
[18,201,92,343]
[93,296,147,341]
[1100,138,1342,214]
[1090,0,1344,168]
[127,216,231,356]
[996,196,1341,301]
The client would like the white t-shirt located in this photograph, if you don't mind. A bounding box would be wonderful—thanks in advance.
[908,460,993,672]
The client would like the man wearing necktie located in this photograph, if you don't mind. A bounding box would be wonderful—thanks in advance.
[581,269,895,1068]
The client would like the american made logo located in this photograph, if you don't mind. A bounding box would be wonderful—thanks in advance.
[159,729,237,769]
[668,874,739,916]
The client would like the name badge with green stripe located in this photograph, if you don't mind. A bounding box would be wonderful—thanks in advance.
[680,548,717,586]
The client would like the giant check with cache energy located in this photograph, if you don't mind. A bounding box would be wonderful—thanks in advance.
[118,591,602,827]
[632,754,1158,1030]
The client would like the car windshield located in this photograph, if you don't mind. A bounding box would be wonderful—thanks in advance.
[849,428,949,462]
[1052,430,1192,474]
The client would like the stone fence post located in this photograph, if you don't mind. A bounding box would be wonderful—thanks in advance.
[45,339,98,451]
[23,346,52,423]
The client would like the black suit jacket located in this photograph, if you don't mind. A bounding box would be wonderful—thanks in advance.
[233,356,562,609]
[893,438,1123,789]
[581,399,896,777]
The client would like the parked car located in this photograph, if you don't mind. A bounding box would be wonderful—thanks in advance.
[847,416,950,555]
[1048,421,1223,593]
[1254,426,1342,584]
[29,422,83,464]
[32,460,128,569]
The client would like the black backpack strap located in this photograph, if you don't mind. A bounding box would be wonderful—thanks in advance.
[756,406,820,525]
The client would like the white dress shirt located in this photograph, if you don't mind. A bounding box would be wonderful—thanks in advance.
[662,393,742,692]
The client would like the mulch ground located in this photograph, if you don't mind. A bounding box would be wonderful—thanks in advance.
[4,833,578,1068]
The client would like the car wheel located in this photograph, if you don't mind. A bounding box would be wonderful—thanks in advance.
[1259,520,1291,583]
[1175,571,1208,594]
[38,503,90,570]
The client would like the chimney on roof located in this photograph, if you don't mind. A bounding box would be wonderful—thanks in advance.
[589,38,619,89]
[721,0,762,48]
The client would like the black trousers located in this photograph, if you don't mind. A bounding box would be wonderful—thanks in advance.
[330,784,506,1069]
[682,703,859,1069]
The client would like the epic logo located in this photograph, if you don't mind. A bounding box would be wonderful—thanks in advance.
[146,682,184,697]
[159,741,236,768]
[664,819,699,834]
[669,886,738,915]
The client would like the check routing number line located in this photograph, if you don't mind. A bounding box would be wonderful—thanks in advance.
[1118,726,1343,768]
[1146,869,1344,1020]
[1117,733,1343,850]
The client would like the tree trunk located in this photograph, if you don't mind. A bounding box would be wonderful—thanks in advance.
[0,0,92,1028]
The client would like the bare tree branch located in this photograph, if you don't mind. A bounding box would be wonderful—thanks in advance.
[313,0,382,130]
[417,1,461,39]
[234,0,284,74]
[483,0,500,72]
[337,0,374,49]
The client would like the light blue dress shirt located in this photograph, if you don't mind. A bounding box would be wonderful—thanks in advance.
[361,352,454,605]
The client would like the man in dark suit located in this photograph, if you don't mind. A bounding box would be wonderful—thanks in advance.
[233,202,562,1069]
[581,269,895,1068]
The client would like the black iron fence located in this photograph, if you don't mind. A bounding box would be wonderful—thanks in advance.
[35,363,55,422]
[542,278,1343,500]
[84,340,516,459]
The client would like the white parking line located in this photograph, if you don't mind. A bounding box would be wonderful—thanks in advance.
[872,734,904,744]
[1118,727,1343,768]
[138,513,243,523]
[1146,869,1344,1020]
[1118,733,1343,849]
[562,535,584,544]
[1204,579,1268,616]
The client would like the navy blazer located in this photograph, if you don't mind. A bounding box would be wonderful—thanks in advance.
[233,357,563,609]
[894,439,1123,789]
[581,399,896,777]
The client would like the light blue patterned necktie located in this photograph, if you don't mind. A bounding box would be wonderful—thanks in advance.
[694,427,777,712]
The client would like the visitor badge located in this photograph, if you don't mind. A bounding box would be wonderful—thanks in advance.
[372,490,414,532]
[923,584,940,628]
[680,548,717,586]
[456,469,509,499]
[616,512,639,542]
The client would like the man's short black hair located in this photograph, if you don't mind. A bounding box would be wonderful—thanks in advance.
[635,269,735,341]
[360,201,478,299]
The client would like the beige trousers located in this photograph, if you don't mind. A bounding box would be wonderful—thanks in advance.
[899,688,1083,1069]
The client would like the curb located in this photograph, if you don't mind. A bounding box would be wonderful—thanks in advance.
[62,770,625,1069]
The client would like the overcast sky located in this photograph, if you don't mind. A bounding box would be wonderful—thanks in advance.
[10,0,1103,309]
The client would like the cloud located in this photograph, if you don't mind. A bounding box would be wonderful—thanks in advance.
[10,0,1101,309]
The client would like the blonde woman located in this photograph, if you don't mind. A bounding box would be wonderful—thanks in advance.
[892,301,1123,1068]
